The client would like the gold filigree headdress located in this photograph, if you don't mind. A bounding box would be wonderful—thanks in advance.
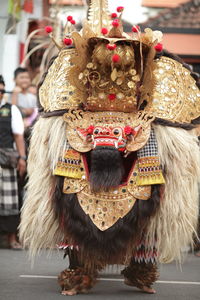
[39,0,200,124]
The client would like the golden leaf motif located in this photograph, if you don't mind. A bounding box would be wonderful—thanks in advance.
[143,56,200,123]
[111,68,118,81]
[63,160,151,231]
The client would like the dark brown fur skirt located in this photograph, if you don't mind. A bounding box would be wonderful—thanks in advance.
[52,176,160,269]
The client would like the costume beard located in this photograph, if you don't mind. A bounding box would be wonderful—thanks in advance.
[89,146,125,193]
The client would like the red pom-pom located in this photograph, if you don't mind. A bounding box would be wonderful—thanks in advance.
[112,19,120,27]
[101,28,108,35]
[70,19,76,25]
[108,94,116,101]
[111,12,117,19]
[87,125,94,135]
[112,54,120,63]
[106,44,117,50]
[132,25,140,33]
[45,26,53,33]
[63,38,73,46]
[124,126,133,135]
[67,16,73,21]
[117,6,124,13]
[154,43,163,52]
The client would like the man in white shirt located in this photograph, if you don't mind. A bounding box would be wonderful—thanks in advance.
[0,75,26,249]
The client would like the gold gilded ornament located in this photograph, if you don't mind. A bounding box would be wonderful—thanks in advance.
[87,0,111,35]
[127,160,152,199]
[77,185,136,230]
[69,39,139,112]
[53,148,85,179]
[141,28,163,46]
[38,0,199,126]
[143,56,200,123]
[63,177,87,194]
[111,68,118,82]
[65,160,151,231]
[63,110,154,153]
[39,49,79,112]
[136,157,165,186]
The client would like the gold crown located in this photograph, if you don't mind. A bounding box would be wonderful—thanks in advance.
[77,40,142,113]
[39,0,200,124]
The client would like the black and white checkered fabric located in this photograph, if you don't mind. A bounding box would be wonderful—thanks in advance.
[137,129,158,158]
[0,167,19,216]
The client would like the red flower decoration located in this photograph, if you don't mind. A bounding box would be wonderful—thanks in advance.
[112,19,120,27]
[124,126,133,135]
[87,125,94,134]
[111,12,117,19]
[70,19,76,25]
[101,28,108,35]
[63,38,73,46]
[117,6,124,12]
[108,94,116,101]
[106,44,117,50]
[132,25,140,33]
[112,54,120,63]
[154,43,163,52]
[45,26,53,33]
[67,16,73,21]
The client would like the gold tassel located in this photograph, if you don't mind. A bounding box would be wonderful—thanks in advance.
[53,149,84,179]
[136,156,165,186]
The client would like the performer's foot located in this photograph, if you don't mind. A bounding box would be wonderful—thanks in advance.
[124,278,156,294]
[8,234,22,250]
[140,285,156,294]
[58,268,97,295]
[9,241,22,250]
[195,250,200,257]
[61,288,77,296]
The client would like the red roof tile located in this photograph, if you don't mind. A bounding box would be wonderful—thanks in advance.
[142,0,190,8]
[140,0,200,30]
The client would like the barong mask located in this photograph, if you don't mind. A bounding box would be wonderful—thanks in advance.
[39,0,200,230]
[63,110,153,153]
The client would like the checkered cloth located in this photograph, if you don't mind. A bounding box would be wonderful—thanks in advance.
[0,167,19,216]
[137,129,158,158]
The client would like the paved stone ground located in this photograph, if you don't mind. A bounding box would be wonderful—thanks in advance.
[0,248,199,300]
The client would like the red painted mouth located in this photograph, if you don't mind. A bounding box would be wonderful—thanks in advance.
[92,136,126,151]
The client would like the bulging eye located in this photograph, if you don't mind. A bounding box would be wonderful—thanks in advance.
[113,129,120,136]
[94,128,99,135]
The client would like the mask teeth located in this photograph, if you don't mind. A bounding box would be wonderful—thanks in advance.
[114,140,118,149]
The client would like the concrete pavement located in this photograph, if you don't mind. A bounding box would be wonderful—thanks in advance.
[0,249,199,300]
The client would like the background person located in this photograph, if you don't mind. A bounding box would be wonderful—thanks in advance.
[0,75,26,249]
[11,67,38,129]
[11,67,38,210]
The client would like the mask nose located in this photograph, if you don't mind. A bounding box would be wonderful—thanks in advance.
[101,129,109,135]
